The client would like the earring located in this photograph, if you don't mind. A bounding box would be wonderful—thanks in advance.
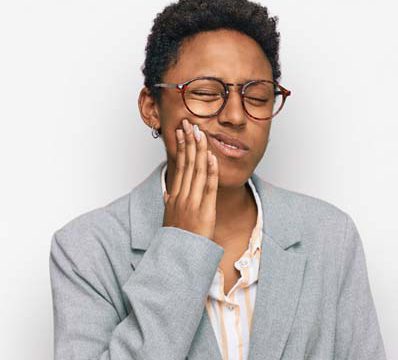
[151,125,160,139]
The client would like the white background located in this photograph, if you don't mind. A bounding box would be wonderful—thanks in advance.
[0,1,397,359]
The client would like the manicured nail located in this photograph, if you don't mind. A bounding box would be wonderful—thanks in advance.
[182,119,191,134]
[193,124,201,142]
[176,129,184,143]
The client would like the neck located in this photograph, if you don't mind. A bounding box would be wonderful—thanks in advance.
[215,182,253,226]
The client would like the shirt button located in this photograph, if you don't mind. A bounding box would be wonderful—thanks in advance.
[227,304,235,311]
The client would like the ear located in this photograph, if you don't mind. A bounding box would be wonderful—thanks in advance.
[138,86,161,131]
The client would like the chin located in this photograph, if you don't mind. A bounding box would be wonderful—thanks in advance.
[216,164,251,188]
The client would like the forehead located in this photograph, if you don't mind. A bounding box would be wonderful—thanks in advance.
[164,29,273,83]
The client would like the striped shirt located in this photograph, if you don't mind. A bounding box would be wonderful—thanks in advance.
[160,162,263,360]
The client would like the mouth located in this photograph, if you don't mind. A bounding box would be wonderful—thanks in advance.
[206,131,250,159]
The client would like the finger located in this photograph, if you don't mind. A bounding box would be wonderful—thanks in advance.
[189,127,208,205]
[201,151,219,211]
[163,190,170,204]
[179,119,196,200]
[169,128,185,197]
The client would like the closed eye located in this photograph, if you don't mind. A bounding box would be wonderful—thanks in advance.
[245,96,269,103]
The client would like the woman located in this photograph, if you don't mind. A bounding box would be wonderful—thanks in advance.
[49,1,386,359]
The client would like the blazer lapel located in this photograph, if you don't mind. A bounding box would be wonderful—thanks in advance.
[248,174,307,360]
[128,162,166,268]
[128,161,306,360]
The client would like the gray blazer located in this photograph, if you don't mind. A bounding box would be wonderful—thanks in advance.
[49,160,386,360]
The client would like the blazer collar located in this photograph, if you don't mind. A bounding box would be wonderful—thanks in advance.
[129,159,302,252]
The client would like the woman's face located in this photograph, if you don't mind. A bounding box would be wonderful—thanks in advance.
[144,28,274,188]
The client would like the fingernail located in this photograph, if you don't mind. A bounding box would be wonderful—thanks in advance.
[182,119,191,133]
[176,129,184,143]
[193,124,201,142]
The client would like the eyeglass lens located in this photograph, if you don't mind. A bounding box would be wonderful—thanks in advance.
[183,78,283,119]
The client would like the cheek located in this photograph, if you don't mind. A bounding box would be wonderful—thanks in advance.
[252,122,271,153]
[160,118,188,160]
[159,112,180,150]
[160,112,199,156]
[162,128,178,159]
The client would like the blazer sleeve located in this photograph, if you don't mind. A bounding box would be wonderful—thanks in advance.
[334,213,387,360]
[49,226,224,360]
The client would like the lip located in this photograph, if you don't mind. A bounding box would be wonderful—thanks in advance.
[207,132,250,150]
[207,132,249,159]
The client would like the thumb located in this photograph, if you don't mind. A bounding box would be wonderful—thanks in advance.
[163,190,169,203]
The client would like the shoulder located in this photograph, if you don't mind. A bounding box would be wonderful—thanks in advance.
[50,191,132,272]
[274,182,347,222]
[256,178,366,285]
[256,175,350,230]
[253,174,356,256]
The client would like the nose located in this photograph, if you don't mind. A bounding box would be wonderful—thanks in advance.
[217,85,247,128]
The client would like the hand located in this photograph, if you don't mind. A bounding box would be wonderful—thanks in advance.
[162,118,219,241]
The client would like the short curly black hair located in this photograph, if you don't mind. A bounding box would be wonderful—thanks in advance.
[141,0,281,105]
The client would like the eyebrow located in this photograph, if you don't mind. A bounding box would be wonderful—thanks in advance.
[196,74,267,83]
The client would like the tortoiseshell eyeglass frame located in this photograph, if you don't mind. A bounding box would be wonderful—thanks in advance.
[153,76,291,120]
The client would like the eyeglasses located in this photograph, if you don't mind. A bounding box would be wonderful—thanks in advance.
[154,76,291,120]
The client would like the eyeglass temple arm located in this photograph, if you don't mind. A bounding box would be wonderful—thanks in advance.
[275,84,291,97]
[153,83,179,88]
